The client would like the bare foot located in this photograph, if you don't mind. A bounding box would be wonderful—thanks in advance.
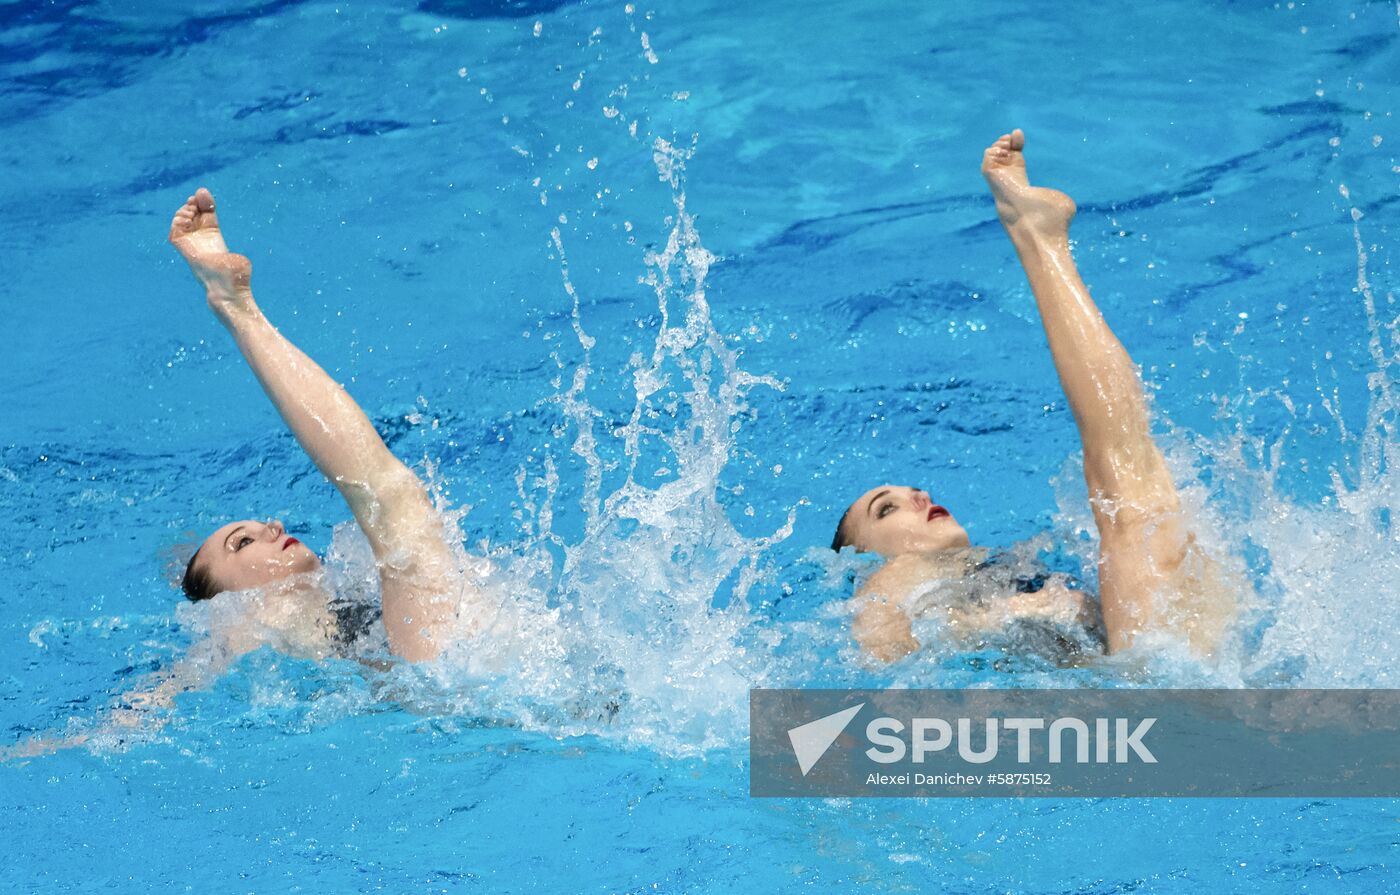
[168,187,253,305]
[981,129,1076,240]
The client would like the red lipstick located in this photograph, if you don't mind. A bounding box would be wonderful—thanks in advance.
[283,537,300,550]
[927,505,949,521]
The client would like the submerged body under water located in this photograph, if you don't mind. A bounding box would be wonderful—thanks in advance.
[4,0,1398,891]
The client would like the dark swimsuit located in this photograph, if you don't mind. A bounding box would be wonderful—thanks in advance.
[972,554,1109,664]
[328,596,383,655]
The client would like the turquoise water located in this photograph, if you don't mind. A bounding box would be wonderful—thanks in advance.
[3,0,1398,890]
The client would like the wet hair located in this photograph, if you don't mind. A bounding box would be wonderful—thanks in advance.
[180,548,220,602]
[830,505,856,552]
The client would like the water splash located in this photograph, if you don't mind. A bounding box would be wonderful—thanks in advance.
[407,137,792,755]
[1224,184,1400,687]
[1037,182,1400,688]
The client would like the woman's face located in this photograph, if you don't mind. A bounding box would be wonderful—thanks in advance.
[193,519,321,595]
[840,485,971,557]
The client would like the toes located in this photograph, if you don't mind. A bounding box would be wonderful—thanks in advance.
[169,198,198,239]
[1009,128,1025,150]
[194,187,216,213]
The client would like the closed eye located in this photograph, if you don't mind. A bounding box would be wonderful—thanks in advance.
[876,502,895,519]
[235,536,254,550]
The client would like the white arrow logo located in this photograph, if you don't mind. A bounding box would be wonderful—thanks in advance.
[787,703,865,776]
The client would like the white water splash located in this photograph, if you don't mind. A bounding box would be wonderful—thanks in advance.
[1229,185,1400,686]
[381,138,794,755]
[1041,183,1400,688]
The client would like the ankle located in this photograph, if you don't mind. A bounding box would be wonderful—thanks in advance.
[207,288,259,324]
[1006,223,1070,261]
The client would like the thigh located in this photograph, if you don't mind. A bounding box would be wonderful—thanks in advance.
[1097,508,1237,656]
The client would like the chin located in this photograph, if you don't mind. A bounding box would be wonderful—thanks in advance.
[262,557,319,585]
[912,523,969,553]
[290,558,322,576]
[940,519,971,547]
[922,536,970,554]
[288,547,322,573]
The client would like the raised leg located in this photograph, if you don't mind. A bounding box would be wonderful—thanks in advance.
[982,131,1235,655]
[169,188,469,661]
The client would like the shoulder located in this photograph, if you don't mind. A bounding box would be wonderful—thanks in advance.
[851,554,950,663]
[857,553,940,604]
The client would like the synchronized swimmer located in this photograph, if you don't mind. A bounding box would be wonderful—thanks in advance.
[833,130,1234,662]
[168,186,478,664]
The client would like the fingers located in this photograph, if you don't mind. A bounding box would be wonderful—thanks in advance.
[195,187,216,213]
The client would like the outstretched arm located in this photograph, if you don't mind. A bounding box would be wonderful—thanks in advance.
[170,189,460,661]
[3,644,227,761]
[983,132,1233,655]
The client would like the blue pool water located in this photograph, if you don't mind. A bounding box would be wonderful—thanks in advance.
[3,0,1398,890]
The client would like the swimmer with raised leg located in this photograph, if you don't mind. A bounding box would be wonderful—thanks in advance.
[166,187,475,664]
[833,130,1236,663]
[5,189,484,759]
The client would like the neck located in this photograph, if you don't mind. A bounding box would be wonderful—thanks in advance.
[214,575,336,660]
[896,545,990,577]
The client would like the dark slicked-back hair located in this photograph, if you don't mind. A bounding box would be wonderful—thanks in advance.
[830,506,856,552]
[181,548,219,601]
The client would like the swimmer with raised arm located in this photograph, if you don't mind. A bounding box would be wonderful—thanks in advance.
[834,130,1235,664]
[169,187,471,664]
